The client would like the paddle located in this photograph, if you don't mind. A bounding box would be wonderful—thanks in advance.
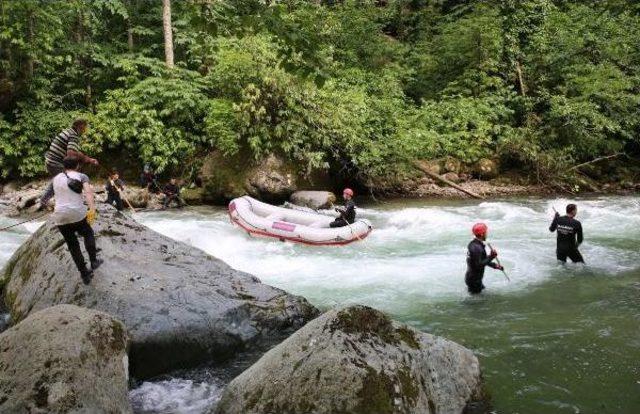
[487,243,510,282]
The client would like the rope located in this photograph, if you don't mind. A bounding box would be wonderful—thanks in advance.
[0,212,49,233]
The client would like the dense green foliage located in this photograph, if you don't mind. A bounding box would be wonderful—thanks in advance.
[1,0,639,185]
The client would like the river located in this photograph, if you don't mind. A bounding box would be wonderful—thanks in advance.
[1,195,639,413]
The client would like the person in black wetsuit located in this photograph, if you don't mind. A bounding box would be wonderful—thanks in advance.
[105,170,125,211]
[549,203,584,263]
[330,188,356,228]
[465,223,504,294]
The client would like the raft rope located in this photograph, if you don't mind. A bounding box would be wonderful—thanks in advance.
[0,212,49,233]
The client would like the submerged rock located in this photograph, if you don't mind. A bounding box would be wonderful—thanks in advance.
[214,305,487,414]
[0,304,131,413]
[290,191,337,210]
[1,206,319,378]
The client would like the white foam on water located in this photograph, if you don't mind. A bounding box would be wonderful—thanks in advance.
[136,196,640,315]
[129,379,222,414]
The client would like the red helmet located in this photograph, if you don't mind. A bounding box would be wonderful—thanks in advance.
[472,223,488,237]
[343,188,354,197]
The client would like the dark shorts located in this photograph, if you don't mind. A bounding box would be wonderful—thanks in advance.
[557,248,584,263]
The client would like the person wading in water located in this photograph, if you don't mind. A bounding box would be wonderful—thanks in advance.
[549,203,584,263]
[465,223,504,294]
[330,188,356,228]
[38,119,99,210]
[52,156,102,284]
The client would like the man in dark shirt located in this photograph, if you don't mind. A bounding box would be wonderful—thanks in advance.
[162,178,185,209]
[330,188,356,228]
[465,223,504,294]
[549,203,584,263]
[105,170,125,211]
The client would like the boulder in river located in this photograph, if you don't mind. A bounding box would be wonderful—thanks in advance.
[1,205,319,378]
[0,304,131,414]
[289,191,337,210]
[199,151,331,204]
[214,305,487,414]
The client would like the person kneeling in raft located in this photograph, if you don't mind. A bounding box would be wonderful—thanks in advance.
[330,188,356,228]
[465,223,504,294]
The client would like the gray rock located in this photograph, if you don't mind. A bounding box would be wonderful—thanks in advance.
[245,155,297,203]
[0,304,131,414]
[474,159,499,179]
[290,191,337,210]
[215,305,486,414]
[120,186,150,208]
[443,157,462,174]
[2,206,319,378]
[442,172,461,183]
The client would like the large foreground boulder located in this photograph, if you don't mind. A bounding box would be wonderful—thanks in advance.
[1,206,319,378]
[0,304,131,414]
[215,305,487,414]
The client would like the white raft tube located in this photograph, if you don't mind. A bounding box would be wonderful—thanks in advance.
[228,196,372,246]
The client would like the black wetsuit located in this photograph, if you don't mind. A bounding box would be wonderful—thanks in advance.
[549,214,584,263]
[465,238,499,294]
[330,200,356,228]
[105,178,125,211]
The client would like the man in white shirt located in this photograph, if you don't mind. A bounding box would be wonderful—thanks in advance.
[53,156,102,284]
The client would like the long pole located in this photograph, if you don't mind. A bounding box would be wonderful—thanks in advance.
[487,243,510,282]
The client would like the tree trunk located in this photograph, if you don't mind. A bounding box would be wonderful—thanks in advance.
[413,161,484,200]
[76,8,92,110]
[26,10,34,79]
[162,0,174,68]
[126,0,134,52]
[515,60,526,96]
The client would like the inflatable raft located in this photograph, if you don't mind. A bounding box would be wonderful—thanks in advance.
[228,196,372,246]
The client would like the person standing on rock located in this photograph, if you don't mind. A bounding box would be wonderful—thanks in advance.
[105,169,125,211]
[549,203,584,263]
[465,223,504,294]
[330,188,356,228]
[53,156,102,284]
[38,119,99,210]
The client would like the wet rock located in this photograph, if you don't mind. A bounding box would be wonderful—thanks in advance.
[2,205,319,378]
[214,305,486,414]
[290,191,337,210]
[443,156,462,174]
[0,304,131,413]
[199,151,332,205]
[442,172,461,183]
[474,159,499,179]
[120,186,150,208]
[181,187,205,205]
[419,159,442,176]
[244,155,297,203]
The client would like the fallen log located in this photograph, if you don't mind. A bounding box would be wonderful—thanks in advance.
[569,153,623,171]
[413,161,484,199]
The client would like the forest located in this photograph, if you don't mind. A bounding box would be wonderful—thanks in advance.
[1,0,639,191]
